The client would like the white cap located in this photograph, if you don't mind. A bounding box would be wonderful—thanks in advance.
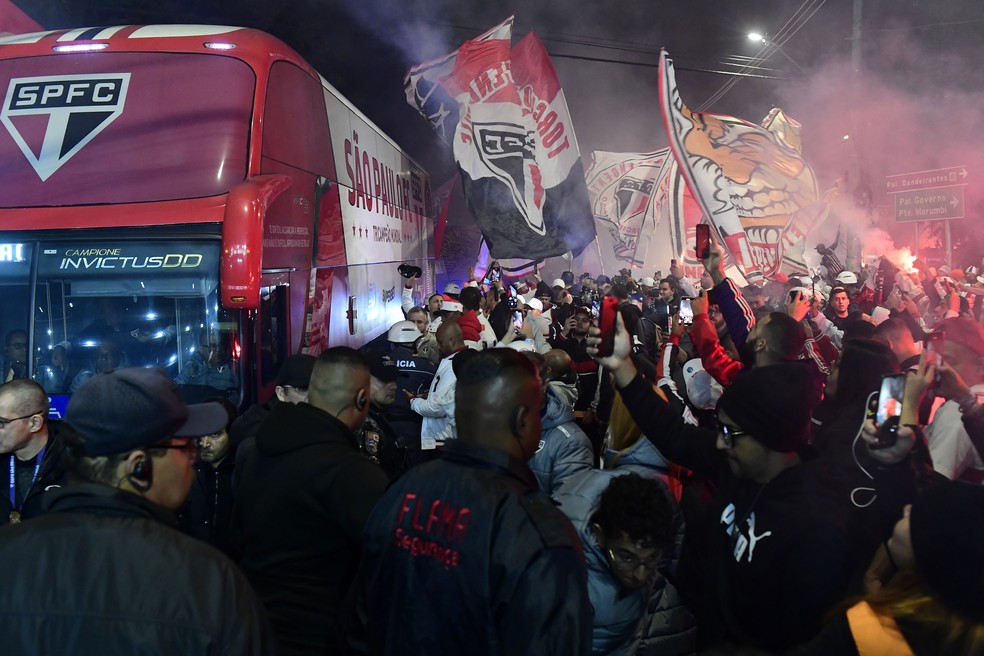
[442,299,463,312]
[443,282,461,295]
[387,320,422,343]
[551,278,566,288]
[640,277,656,287]
[502,339,535,352]
[525,298,543,312]
[835,271,858,285]
[682,359,723,410]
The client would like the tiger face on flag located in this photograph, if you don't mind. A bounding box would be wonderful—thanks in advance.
[658,51,828,283]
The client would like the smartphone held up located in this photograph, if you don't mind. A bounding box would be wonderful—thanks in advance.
[679,298,694,325]
[871,373,906,449]
[596,296,619,358]
[695,224,711,260]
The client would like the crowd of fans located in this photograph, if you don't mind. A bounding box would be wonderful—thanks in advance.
[0,237,983,655]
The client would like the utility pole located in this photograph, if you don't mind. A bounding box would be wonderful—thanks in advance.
[843,0,866,273]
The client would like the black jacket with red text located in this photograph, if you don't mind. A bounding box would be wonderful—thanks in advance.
[346,440,592,656]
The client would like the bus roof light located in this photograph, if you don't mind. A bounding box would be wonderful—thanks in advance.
[52,43,109,53]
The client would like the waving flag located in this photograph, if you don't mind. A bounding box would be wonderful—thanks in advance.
[0,0,42,35]
[405,17,595,267]
[658,51,828,282]
[585,149,677,268]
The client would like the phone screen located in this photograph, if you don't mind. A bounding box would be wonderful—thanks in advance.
[597,296,619,357]
[924,332,945,367]
[876,374,906,426]
[679,298,694,325]
[696,224,711,260]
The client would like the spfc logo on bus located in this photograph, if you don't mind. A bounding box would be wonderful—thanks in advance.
[1,73,130,181]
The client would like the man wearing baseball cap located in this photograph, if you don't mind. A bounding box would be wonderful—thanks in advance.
[0,368,273,654]
[356,352,408,479]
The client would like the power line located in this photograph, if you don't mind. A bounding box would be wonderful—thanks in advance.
[697,0,826,110]
[436,20,778,79]
[548,52,786,79]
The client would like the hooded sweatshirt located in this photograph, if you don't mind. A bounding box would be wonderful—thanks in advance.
[234,402,389,654]
[529,386,593,495]
[617,374,854,651]
[554,441,694,655]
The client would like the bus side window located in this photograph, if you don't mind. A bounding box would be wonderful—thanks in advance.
[259,285,289,386]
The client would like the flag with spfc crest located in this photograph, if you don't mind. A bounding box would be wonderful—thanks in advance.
[405,16,594,264]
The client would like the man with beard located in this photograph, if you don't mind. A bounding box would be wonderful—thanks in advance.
[2,330,28,382]
[409,321,467,452]
[556,307,605,459]
[356,352,408,479]
[690,288,808,388]
[0,369,272,654]
[589,319,852,652]
[646,278,680,333]
[181,398,239,559]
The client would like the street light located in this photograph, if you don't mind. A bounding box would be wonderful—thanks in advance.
[747,32,805,74]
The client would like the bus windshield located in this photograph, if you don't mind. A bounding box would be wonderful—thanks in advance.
[0,239,241,408]
[0,52,254,207]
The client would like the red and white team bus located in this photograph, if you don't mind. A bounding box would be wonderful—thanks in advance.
[0,25,434,413]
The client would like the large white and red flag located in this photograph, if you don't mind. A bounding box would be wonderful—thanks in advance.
[405,17,595,267]
[658,50,828,283]
[585,149,677,269]
[0,1,42,36]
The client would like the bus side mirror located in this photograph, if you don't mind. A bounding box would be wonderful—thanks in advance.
[221,175,291,309]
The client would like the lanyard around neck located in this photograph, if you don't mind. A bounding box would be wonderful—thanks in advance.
[9,445,46,510]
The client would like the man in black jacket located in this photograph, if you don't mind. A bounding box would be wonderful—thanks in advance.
[348,349,592,656]
[0,368,272,654]
[0,379,67,525]
[180,398,239,559]
[589,316,854,652]
[235,347,388,656]
[232,353,315,490]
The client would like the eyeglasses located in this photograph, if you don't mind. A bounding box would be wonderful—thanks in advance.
[0,411,43,429]
[607,548,661,573]
[282,385,308,393]
[717,423,748,449]
[150,439,201,462]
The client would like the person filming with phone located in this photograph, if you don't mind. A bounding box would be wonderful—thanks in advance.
[586,312,854,651]
[923,318,984,483]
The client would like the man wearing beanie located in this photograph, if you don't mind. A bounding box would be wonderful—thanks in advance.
[590,316,853,652]
[0,368,273,654]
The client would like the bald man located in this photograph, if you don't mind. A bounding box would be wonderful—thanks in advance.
[410,320,467,453]
[0,379,67,525]
[350,349,592,655]
[235,347,389,656]
[544,348,579,409]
